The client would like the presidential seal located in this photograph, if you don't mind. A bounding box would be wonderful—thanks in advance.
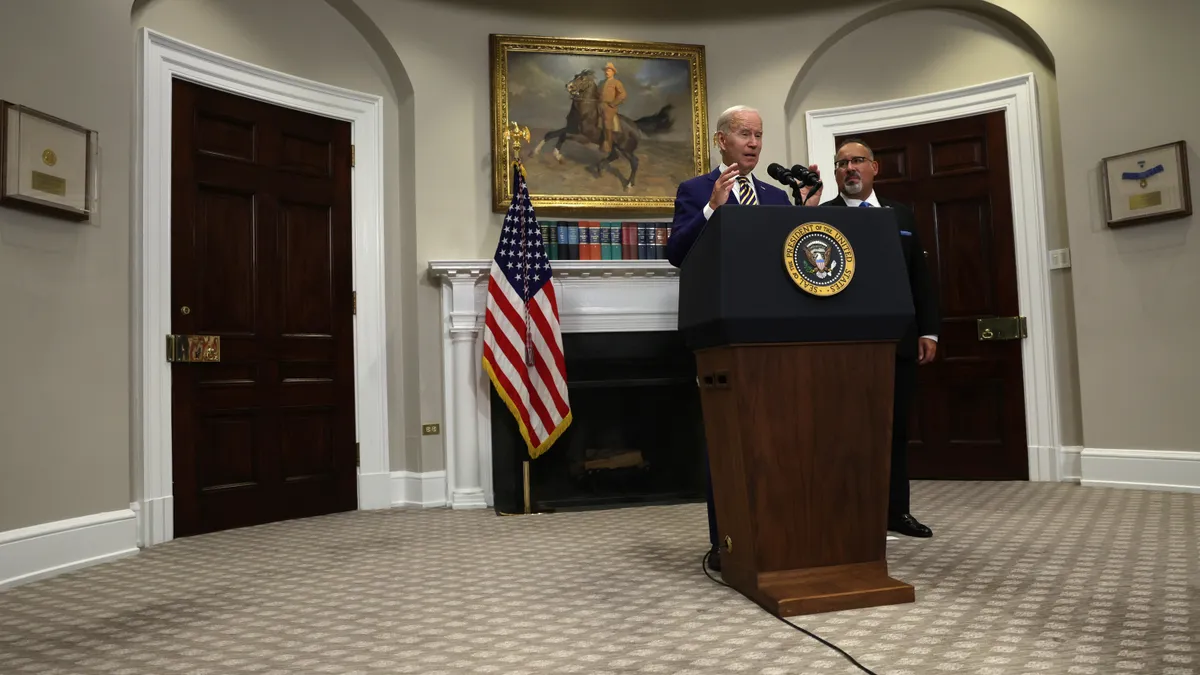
[783,221,855,296]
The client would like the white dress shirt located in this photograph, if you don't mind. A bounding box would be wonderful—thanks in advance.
[844,190,938,344]
[702,163,758,220]
[839,189,881,208]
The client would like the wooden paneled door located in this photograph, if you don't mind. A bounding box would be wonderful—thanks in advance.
[170,78,358,537]
[836,111,1029,480]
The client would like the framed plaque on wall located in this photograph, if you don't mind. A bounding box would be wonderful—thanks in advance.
[1100,140,1192,228]
[0,100,98,222]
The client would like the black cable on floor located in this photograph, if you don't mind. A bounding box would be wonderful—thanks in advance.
[701,550,881,675]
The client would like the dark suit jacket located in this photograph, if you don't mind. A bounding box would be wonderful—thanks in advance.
[666,167,791,267]
[825,194,940,361]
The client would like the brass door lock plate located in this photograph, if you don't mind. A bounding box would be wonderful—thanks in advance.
[977,316,1027,341]
[166,334,221,362]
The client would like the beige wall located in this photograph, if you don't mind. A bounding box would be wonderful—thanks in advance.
[0,0,133,531]
[784,7,1082,444]
[0,0,1195,534]
[1008,0,1199,451]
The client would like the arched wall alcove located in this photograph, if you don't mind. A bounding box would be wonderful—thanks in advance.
[784,0,1055,164]
[781,0,1084,450]
[128,0,423,474]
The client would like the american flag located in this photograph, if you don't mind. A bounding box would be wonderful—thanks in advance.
[481,163,572,459]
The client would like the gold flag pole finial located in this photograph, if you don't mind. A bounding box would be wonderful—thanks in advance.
[504,121,531,171]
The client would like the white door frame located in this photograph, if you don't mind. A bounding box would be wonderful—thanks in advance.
[805,73,1063,482]
[132,28,392,547]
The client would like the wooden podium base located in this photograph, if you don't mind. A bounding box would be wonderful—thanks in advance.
[696,342,915,617]
[726,561,915,617]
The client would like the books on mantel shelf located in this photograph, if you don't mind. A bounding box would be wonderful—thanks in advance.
[540,221,669,261]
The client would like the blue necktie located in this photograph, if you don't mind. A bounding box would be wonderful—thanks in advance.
[859,202,872,207]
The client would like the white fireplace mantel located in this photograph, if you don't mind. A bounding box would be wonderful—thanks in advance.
[427,259,682,509]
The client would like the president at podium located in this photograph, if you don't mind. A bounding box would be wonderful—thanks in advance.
[668,105,798,268]
[666,104,821,572]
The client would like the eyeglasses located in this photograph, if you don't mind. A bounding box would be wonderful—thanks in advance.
[833,156,870,170]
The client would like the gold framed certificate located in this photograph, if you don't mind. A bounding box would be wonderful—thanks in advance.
[1100,140,1192,228]
[0,100,97,222]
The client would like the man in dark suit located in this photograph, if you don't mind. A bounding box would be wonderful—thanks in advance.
[666,105,821,570]
[821,138,939,539]
[666,105,806,267]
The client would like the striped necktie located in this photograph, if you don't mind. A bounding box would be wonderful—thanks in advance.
[736,176,758,205]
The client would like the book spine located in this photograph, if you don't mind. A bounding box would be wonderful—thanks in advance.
[600,221,612,260]
[589,222,601,260]
[554,222,565,260]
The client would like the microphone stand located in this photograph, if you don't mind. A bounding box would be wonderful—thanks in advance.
[790,180,823,206]
[803,180,822,205]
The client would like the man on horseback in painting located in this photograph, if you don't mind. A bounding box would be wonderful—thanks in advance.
[599,62,627,154]
[530,64,674,190]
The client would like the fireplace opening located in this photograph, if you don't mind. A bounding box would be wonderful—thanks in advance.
[490,330,706,514]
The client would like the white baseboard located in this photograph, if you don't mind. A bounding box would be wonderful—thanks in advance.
[0,508,139,590]
[1059,446,1083,482]
[1080,447,1200,493]
[391,470,448,507]
[358,470,394,510]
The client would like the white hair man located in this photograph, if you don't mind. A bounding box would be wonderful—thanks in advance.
[666,105,820,266]
[664,104,821,572]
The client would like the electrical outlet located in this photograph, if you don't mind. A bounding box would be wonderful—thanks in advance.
[422,423,441,436]
[1048,248,1071,270]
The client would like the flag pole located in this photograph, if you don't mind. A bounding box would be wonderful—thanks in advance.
[522,460,531,515]
[487,119,570,514]
[504,121,535,368]
[501,121,536,517]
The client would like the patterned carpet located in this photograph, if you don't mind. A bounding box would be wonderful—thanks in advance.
[0,481,1196,675]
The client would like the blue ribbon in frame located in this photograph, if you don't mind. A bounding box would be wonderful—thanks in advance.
[1122,164,1164,181]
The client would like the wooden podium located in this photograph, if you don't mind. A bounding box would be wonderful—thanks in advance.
[677,204,918,617]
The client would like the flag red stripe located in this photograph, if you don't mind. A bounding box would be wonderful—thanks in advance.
[517,289,568,409]
[527,300,570,418]
[482,341,533,433]
[483,309,549,440]
[486,270,567,419]
[532,289,567,376]
[484,282,558,440]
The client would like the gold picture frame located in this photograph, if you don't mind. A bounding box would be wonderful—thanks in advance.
[490,34,709,216]
[1100,140,1192,228]
[0,100,97,222]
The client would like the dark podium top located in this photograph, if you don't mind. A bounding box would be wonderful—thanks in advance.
[677,205,916,350]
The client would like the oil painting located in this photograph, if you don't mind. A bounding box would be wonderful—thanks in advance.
[490,34,709,215]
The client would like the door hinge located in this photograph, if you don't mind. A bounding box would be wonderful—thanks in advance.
[350,144,355,167]
[352,291,357,316]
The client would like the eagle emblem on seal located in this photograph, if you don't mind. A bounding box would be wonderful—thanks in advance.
[783,221,856,296]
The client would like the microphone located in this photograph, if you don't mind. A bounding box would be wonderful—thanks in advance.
[789,164,821,187]
[767,163,797,187]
